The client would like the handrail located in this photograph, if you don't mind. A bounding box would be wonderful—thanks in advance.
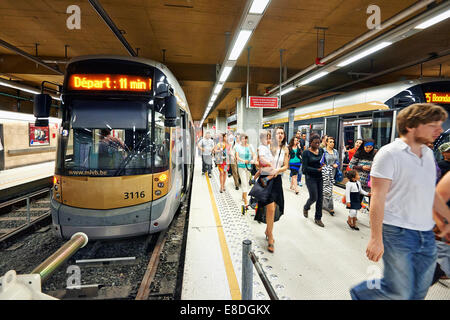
[242,239,279,300]
[0,188,51,209]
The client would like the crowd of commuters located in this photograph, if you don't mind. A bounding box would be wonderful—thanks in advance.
[197,102,450,300]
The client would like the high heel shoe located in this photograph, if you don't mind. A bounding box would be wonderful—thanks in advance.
[267,239,275,253]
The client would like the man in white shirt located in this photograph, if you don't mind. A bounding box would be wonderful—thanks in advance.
[197,131,214,177]
[350,103,450,300]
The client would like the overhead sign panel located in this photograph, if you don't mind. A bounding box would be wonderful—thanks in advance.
[249,96,279,109]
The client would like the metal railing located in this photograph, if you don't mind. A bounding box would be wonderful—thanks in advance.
[0,188,52,241]
[242,239,279,300]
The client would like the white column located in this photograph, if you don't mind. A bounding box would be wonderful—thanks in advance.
[236,96,263,149]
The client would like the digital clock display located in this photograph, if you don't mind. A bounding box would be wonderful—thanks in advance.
[68,74,152,92]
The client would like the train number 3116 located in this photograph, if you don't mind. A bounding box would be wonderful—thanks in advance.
[124,191,146,199]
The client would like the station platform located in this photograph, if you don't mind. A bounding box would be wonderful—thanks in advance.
[182,155,450,300]
[0,161,55,191]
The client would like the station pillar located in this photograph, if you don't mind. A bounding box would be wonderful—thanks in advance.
[215,111,227,134]
[206,119,214,133]
[236,85,263,148]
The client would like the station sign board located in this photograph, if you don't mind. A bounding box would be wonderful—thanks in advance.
[425,92,450,104]
[249,96,279,109]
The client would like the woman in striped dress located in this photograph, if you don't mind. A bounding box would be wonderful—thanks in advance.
[349,138,376,192]
[322,136,339,215]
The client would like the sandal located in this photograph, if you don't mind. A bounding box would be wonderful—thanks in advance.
[267,240,275,253]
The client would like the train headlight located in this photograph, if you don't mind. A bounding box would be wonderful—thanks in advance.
[53,176,59,185]
[158,173,168,182]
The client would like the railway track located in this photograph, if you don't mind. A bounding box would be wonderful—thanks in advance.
[0,184,192,300]
[0,188,52,245]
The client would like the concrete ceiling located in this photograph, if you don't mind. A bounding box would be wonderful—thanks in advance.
[0,0,449,122]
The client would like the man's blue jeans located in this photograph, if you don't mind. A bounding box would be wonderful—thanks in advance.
[350,224,437,300]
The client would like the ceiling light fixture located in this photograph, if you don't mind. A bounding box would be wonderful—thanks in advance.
[298,71,329,86]
[336,41,392,67]
[229,30,252,61]
[201,0,273,127]
[213,83,224,94]
[279,86,296,96]
[219,66,233,83]
[414,9,450,29]
[249,0,270,14]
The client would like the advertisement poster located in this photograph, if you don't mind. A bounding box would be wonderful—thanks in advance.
[29,123,50,146]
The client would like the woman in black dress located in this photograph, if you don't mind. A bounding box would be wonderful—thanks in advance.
[254,126,289,253]
[302,134,326,227]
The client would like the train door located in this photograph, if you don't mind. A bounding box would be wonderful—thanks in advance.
[180,110,188,195]
[372,110,395,149]
[324,116,339,142]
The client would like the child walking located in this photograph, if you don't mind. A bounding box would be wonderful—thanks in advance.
[345,170,370,230]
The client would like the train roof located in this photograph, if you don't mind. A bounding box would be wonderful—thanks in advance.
[66,55,190,115]
[264,78,450,123]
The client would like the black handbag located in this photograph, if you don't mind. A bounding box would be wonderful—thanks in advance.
[254,203,282,224]
[248,177,273,203]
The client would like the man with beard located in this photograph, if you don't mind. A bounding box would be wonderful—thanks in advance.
[350,103,450,300]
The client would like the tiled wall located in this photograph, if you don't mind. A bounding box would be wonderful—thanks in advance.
[3,121,57,169]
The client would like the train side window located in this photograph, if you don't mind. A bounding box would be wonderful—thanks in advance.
[153,111,170,172]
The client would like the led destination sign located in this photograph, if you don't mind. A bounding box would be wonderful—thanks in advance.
[425,92,450,104]
[68,74,152,92]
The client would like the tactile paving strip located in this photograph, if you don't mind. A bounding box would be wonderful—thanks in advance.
[209,169,290,300]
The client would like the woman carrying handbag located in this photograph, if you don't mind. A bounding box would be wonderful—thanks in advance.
[251,127,289,253]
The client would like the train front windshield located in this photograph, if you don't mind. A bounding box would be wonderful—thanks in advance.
[56,99,170,176]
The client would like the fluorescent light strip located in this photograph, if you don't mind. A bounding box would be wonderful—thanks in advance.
[211,94,218,102]
[298,71,329,86]
[0,80,62,101]
[0,81,40,95]
[229,30,252,60]
[336,42,392,67]
[213,83,223,94]
[219,66,233,82]
[249,0,270,14]
[279,86,295,96]
[415,9,450,29]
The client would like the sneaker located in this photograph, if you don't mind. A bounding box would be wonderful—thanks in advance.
[208,174,212,178]
[235,186,239,190]
[299,183,303,187]
[314,219,325,227]
[303,209,308,218]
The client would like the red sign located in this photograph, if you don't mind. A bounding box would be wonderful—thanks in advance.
[249,96,279,109]
[29,123,50,146]
[425,92,450,104]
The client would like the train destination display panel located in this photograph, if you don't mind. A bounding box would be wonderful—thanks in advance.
[68,74,152,92]
[425,92,450,104]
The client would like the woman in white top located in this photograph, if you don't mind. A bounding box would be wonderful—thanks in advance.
[254,126,289,253]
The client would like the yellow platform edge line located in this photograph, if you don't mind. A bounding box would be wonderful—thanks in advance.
[205,175,242,300]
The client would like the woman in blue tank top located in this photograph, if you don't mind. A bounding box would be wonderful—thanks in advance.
[288,136,302,194]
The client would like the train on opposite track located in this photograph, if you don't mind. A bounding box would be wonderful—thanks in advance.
[34,55,195,240]
[263,78,450,162]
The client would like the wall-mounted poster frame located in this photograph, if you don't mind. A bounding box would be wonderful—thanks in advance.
[29,123,50,146]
